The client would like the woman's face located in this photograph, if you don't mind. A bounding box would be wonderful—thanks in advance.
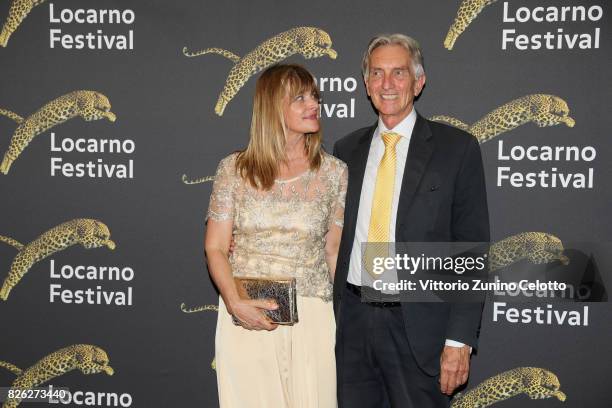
[283,88,320,138]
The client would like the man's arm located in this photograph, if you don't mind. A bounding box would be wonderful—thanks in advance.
[448,135,489,344]
[441,134,490,395]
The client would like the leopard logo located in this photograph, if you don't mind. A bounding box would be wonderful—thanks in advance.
[489,232,568,272]
[0,90,116,174]
[0,344,114,408]
[181,303,218,370]
[180,303,219,313]
[444,0,497,50]
[0,218,116,301]
[183,26,337,116]
[431,94,575,143]
[181,174,214,185]
[450,367,566,407]
[0,0,45,47]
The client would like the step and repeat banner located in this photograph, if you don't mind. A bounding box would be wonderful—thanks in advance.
[0,0,610,407]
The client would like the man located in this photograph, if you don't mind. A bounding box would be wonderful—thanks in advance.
[332,34,489,407]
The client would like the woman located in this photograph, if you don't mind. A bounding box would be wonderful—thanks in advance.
[205,64,347,407]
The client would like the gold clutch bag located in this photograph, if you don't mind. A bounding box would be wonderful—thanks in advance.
[232,277,299,325]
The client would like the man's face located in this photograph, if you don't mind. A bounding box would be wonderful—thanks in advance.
[365,44,426,129]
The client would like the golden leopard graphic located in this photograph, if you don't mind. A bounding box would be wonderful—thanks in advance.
[181,174,215,185]
[0,90,116,174]
[183,26,337,116]
[0,218,116,301]
[181,303,218,370]
[0,344,113,408]
[0,0,45,47]
[444,0,497,50]
[489,232,569,272]
[431,94,575,143]
[180,303,219,313]
[450,367,566,407]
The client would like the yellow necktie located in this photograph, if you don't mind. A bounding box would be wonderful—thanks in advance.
[364,131,401,278]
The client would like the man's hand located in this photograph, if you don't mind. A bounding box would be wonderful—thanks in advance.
[439,345,470,395]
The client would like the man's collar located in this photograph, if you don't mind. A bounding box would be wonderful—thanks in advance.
[377,108,417,139]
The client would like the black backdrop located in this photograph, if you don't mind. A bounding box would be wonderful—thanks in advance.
[1,1,610,407]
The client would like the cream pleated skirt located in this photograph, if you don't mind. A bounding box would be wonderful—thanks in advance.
[215,295,337,408]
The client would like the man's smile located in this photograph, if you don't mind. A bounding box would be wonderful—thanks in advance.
[380,94,399,100]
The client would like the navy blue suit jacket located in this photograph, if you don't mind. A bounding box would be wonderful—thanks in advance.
[332,114,490,375]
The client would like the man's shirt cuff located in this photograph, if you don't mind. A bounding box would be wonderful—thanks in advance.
[445,339,472,353]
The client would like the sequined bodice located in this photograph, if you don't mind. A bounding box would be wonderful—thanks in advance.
[207,152,347,301]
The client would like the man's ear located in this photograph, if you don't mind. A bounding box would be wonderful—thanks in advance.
[364,76,371,97]
[414,74,426,96]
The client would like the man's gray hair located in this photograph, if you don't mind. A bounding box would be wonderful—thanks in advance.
[362,34,425,80]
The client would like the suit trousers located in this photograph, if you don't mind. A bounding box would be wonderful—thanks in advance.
[336,285,450,408]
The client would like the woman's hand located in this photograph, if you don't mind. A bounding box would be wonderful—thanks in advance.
[228,236,236,255]
[228,298,279,331]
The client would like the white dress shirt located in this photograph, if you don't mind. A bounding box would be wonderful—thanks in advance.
[346,108,465,349]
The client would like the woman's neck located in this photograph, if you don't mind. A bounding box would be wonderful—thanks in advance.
[285,133,306,161]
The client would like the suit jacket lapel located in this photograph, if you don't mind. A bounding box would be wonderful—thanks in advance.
[344,123,377,235]
[396,114,434,233]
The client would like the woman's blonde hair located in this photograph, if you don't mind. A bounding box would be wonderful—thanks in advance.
[236,64,322,190]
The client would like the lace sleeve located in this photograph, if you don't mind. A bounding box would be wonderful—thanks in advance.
[206,154,238,222]
[330,161,348,228]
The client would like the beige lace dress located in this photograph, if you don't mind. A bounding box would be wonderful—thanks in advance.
[207,151,347,408]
